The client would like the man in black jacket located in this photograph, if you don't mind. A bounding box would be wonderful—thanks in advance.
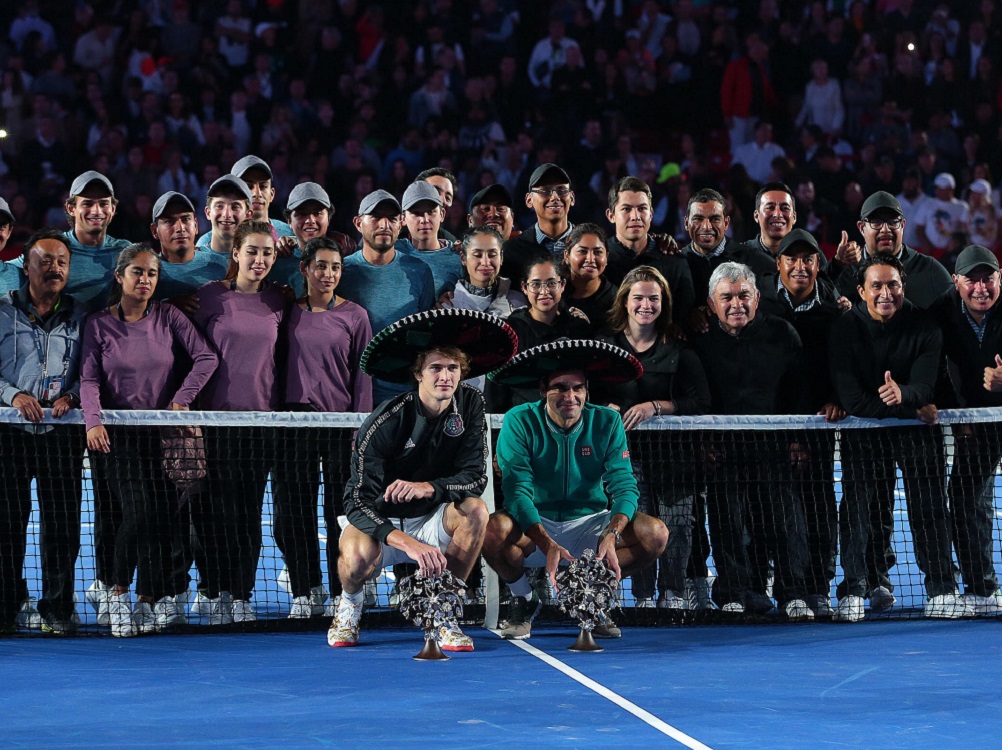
[690,261,813,619]
[757,228,846,617]
[929,244,1002,615]
[327,309,516,651]
[500,163,575,286]
[830,254,972,621]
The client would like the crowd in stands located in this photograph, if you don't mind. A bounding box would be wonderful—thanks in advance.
[3,0,1002,636]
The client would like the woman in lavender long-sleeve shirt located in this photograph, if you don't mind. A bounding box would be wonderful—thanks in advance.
[192,220,287,623]
[80,244,218,637]
[273,237,372,617]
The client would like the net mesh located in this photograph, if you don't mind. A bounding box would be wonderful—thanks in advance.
[4,407,1002,635]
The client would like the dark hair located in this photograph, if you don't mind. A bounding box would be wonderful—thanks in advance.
[300,236,343,268]
[754,182,796,212]
[857,253,907,287]
[564,223,607,253]
[607,176,652,212]
[460,226,503,257]
[410,346,471,380]
[416,167,458,195]
[223,219,277,281]
[608,265,674,340]
[523,255,565,283]
[687,188,727,217]
[109,243,160,305]
[24,228,71,258]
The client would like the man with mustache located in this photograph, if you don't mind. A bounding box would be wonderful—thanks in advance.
[929,245,1002,616]
[338,190,435,403]
[467,183,517,242]
[0,230,88,634]
[689,261,813,619]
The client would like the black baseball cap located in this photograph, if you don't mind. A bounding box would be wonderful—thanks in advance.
[778,228,821,256]
[860,191,903,220]
[528,163,571,189]
[468,183,513,213]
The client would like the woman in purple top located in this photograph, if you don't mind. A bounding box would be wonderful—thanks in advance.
[273,237,373,618]
[80,244,218,637]
[193,220,287,624]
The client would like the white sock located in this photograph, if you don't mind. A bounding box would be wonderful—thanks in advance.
[344,588,364,605]
[507,575,532,599]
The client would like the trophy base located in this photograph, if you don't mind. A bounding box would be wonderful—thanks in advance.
[414,637,451,661]
[568,628,604,652]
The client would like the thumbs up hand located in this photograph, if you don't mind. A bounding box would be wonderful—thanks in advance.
[983,355,1002,392]
[835,230,862,266]
[878,370,903,405]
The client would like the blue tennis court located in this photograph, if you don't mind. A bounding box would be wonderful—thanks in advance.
[4,620,1000,748]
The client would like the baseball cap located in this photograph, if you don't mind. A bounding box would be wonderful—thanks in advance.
[934,172,956,190]
[468,183,513,213]
[358,189,401,216]
[207,174,253,202]
[287,182,331,212]
[69,170,115,198]
[0,197,13,224]
[860,191,903,220]
[152,191,195,222]
[401,181,442,212]
[528,163,571,189]
[778,228,821,256]
[970,179,992,195]
[954,244,1000,276]
[231,154,273,180]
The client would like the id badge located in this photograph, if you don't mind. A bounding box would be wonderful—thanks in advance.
[43,375,64,402]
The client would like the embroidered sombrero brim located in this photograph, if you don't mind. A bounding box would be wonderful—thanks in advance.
[360,308,519,383]
[487,339,643,387]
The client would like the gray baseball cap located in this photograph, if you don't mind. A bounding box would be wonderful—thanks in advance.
[954,244,1000,276]
[207,174,253,202]
[287,182,332,212]
[0,197,13,224]
[231,154,273,180]
[152,191,196,222]
[402,181,443,211]
[69,170,115,198]
[859,191,903,220]
[358,189,401,216]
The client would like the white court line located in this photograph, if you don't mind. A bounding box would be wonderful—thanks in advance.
[490,630,713,749]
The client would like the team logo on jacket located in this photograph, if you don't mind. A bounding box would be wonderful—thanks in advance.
[622,450,630,459]
[580,446,592,457]
[444,414,464,437]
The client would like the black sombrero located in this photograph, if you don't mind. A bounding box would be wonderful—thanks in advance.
[487,339,643,387]
[360,308,518,384]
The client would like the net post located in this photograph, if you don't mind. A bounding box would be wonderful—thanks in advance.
[483,413,500,630]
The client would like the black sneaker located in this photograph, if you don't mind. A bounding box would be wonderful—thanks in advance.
[41,613,78,636]
[500,590,542,640]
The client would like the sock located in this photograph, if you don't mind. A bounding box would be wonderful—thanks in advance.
[507,575,532,599]
[344,588,364,605]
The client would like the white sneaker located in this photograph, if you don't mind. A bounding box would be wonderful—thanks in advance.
[784,599,815,622]
[109,592,137,637]
[961,590,1002,615]
[924,593,975,619]
[722,602,744,613]
[232,599,256,622]
[16,597,42,630]
[657,590,688,609]
[327,595,363,647]
[86,581,111,626]
[868,585,896,611]
[193,592,233,625]
[310,585,328,616]
[634,597,656,608]
[431,621,474,652]
[153,596,181,631]
[289,596,312,619]
[833,595,865,623]
[132,601,157,633]
[172,589,190,625]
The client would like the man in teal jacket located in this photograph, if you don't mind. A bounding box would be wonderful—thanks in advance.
[485,340,669,640]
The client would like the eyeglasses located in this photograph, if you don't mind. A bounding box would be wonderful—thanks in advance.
[525,280,563,292]
[530,187,572,198]
[863,218,903,230]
